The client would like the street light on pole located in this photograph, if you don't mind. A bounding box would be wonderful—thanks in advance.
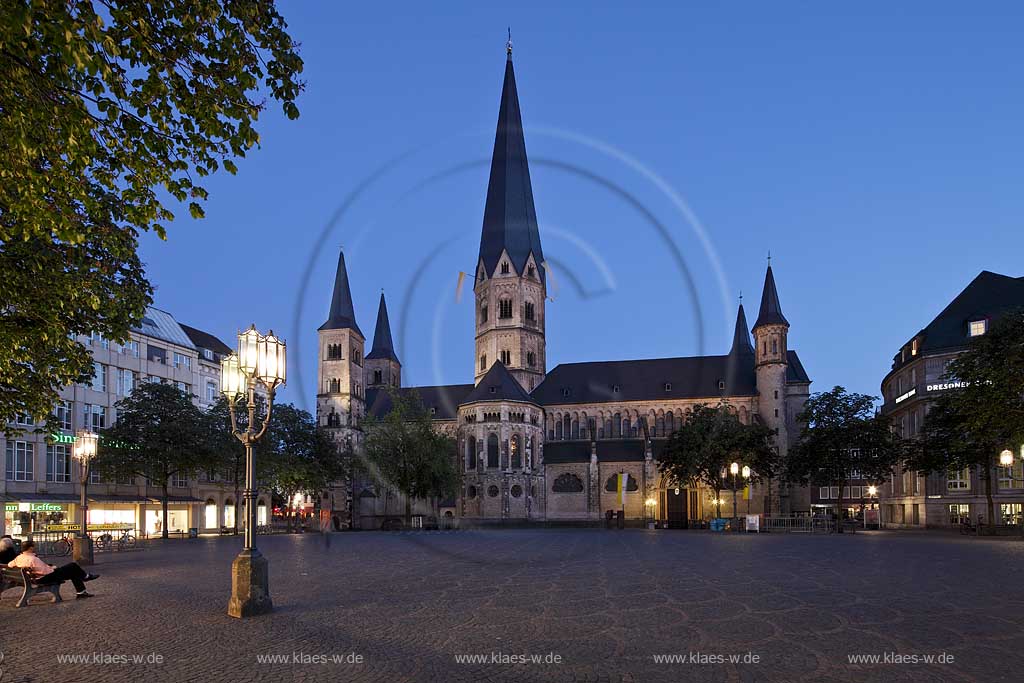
[729,462,739,531]
[72,430,99,565]
[741,465,752,518]
[222,325,286,618]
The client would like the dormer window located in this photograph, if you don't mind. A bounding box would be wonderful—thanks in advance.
[664,383,672,392]
[527,265,535,278]
[500,261,510,274]
[612,385,620,393]
[561,387,571,397]
[911,339,919,356]
[489,386,497,394]
[969,319,987,337]
[430,407,436,415]
[718,380,726,390]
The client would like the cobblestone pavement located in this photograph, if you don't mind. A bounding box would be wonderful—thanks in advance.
[1,529,1021,683]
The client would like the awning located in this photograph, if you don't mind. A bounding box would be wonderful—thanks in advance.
[2,493,80,503]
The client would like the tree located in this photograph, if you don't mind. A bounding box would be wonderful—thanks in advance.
[906,312,1024,527]
[362,389,459,526]
[0,1,303,426]
[658,403,778,519]
[94,383,217,538]
[207,395,271,533]
[262,404,344,532]
[786,386,902,531]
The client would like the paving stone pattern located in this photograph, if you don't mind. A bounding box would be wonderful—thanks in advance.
[1,529,1020,682]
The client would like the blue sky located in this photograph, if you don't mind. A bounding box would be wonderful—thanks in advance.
[138,2,1024,412]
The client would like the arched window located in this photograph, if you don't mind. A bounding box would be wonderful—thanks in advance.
[480,304,488,323]
[656,415,665,437]
[666,411,675,434]
[526,351,536,367]
[524,302,535,321]
[604,418,612,439]
[204,499,217,529]
[552,473,584,493]
[480,355,487,371]
[500,349,511,365]
[373,369,382,385]
[527,265,535,278]
[329,378,340,393]
[571,419,579,440]
[588,418,597,440]
[467,436,477,470]
[613,413,621,438]
[500,261,510,274]
[623,418,631,438]
[562,414,571,440]
[510,435,521,469]
[555,420,563,440]
[487,434,499,468]
[499,299,513,318]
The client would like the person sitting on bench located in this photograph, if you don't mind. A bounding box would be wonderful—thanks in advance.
[0,536,17,564]
[7,540,100,599]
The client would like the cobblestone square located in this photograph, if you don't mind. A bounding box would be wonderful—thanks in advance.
[1,529,1019,682]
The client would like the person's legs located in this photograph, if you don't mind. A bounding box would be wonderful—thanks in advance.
[46,563,87,592]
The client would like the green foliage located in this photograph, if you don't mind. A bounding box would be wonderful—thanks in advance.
[787,386,901,525]
[95,382,218,537]
[658,403,778,495]
[0,0,303,427]
[906,312,1024,524]
[362,389,459,520]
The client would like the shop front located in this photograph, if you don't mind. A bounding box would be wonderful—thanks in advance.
[4,499,76,538]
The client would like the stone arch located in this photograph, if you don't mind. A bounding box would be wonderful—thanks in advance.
[552,473,584,493]
[487,433,499,468]
[510,434,522,469]
[467,435,477,470]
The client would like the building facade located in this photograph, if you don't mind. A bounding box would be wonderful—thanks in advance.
[316,44,813,528]
[880,270,1024,528]
[1,308,270,539]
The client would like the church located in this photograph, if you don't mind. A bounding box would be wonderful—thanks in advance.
[316,43,812,527]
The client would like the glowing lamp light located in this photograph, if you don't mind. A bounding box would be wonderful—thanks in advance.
[237,325,262,378]
[257,331,287,388]
[867,485,878,496]
[1000,449,1014,468]
[73,430,98,462]
[741,465,751,479]
[220,353,246,399]
[730,462,739,476]
[645,498,657,507]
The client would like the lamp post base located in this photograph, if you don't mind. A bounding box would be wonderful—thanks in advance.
[227,548,272,618]
[72,536,94,565]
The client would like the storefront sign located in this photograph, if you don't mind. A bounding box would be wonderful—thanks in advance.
[87,523,134,531]
[927,381,969,392]
[894,388,916,404]
[43,524,82,532]
[30,503,67,512]
[4,503,17,512]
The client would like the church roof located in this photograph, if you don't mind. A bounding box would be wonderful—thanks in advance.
[753,265,789,328]
[786,351,811,383]
[478,50,545,282]
[365,292,399,362]
[532,354,759,406]
[464,361,537,405]
[319,250,362,336]
[729,303,755,357]
[365,384,474,421]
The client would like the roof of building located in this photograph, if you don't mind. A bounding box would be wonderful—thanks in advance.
[912,270,1024,354]
[753,265,789,328]
[463,361,537,405]
[365,292,399,362]
[595,439,646,462]
[320,250,363,336]
[786,350,811,383]
[133,307,195,349]
[477,52,545,282]
[543,441,591,463]
[532,354,759,405]
[365,384,475,421]
[730,303,755,357]
[180,324,232,357]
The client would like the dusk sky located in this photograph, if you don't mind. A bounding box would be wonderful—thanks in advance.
[137,2,1024,413]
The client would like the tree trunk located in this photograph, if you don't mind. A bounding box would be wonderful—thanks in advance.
[984,461,996,534]
[161,481,169,539]
[835,477,845,533]
[765,476,773,517]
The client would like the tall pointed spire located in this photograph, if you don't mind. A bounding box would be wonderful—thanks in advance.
[366,292,398,362]
[753,264,789,328]
[477,42,545,281]
[319,250,362,335]
[730,302,755,356]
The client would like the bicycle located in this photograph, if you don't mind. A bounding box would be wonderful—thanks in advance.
[52,533,74,557]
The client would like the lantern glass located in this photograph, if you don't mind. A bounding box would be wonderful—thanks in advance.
[741,465,751,479]
[1000,449,1014,468]
[867,485,877,496]
[220,354,245,399]
[74,430,98,461]
[730,462,739,476]
[237,326,262,378]
[257,332,287,387]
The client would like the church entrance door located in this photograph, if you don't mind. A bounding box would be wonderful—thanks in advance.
[665,488,688,529]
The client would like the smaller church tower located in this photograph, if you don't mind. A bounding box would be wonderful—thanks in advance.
[365,292,401,388]
[317,250,366,442]
[752,261,791,466]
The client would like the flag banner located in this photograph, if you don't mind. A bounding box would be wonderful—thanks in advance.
[617,472,630,506]
[743,485,749,501]
[455,270,466,302]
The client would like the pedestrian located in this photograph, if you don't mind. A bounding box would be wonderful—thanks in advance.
[0,535,17,564]
[7,540,100,598]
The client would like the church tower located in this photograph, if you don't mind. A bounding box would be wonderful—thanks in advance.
[365,292,401,388]
[317,250,366,443]
[474,40,547,392]
[752,262,791,459]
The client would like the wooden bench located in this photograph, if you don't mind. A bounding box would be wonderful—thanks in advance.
[1,566,65,608]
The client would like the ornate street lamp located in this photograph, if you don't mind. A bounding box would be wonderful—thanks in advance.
[1000,449,1014,468]
[222,325,286,618]
[741,465,752,517]
[72,430,99,565]
[729,462,740,531]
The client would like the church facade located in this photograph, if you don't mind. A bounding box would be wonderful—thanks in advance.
[316,45,812,527]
